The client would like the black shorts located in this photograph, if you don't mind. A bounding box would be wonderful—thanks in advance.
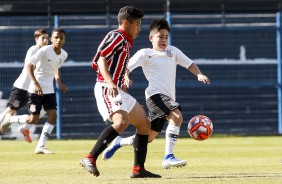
[7,86,28,110]
[146,93,180,132]
[28,93,57,115]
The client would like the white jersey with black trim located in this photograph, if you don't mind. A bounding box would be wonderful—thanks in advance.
[13,45,40,90]
[128,45,193,101]
[28,45,68,94]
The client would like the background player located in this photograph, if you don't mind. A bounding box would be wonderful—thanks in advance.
[0,29,49,142]
[0,29,68,154]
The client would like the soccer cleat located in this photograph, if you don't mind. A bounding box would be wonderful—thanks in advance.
[0,114,12,134]
[80,154,100,177]
[18,126,32,143]
[102,136,122,160]
[162,154,187,169]
[34,147,54,154]
[130,169,161,178]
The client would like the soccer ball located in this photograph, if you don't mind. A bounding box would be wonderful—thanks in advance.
[187,115,213,141]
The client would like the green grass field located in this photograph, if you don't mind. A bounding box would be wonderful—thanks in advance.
[0,136,282,184]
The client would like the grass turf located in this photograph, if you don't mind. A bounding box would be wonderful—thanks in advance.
[0,136,282,184]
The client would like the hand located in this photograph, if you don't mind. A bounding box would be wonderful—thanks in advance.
[197,74,210,84]
[124,78,132,89]
[34,83,43,96]
[58,83,68,93]
[108,81,118,97]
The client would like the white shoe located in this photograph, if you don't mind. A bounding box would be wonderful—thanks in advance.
[162,154,187,169]
[34,147,54,154]
[0,114,12,134]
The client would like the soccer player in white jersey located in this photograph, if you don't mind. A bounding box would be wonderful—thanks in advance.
[0,29,49,142]
[0,29,68,154]
[102,19,210,169]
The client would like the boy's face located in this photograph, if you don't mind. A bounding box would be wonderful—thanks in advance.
[51,31,65,49]
[149,29,169,51]
[36,34,49,47]
[124,19,142,39]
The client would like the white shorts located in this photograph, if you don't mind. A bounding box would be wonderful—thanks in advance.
[94,82,137,121]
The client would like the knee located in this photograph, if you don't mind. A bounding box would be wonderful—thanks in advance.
[168,111,183,126]
[112,119,129,133]
[27,115,39,124]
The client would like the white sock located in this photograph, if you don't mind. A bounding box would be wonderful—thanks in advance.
[165,124,180,156]
[0,107,11,122]
[22,123,32,130]
[0,110,7,123]
[36,122,54,148]
[9,115,29,124]
[120,135,135,146]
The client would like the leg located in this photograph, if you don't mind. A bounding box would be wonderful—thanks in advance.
[35,94,57,154]
[35,107,56,154]
[102,134,134,160]
[162,108,187,169]
[102,128,159,160]
[128,102,161,178]
[81,110,129,176]
[0,87,28,133]
[0,107,16,124]
[103,102,151,161]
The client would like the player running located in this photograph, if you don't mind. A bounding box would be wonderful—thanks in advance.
[0,29,49,142]
[102,19,210,169]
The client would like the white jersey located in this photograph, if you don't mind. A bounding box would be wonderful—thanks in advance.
[13,45,40,90]
[28,45,68,94]
[128,45,193,101]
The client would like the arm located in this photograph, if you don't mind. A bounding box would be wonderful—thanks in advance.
[55,69,68,93]
[97,56,118,97]
[27,62,43,96]
[188,63,210,84]
[123,69,133,90]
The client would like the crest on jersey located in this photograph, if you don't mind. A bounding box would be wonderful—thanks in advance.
[114,100,122,106]
[12,100,20,108]
[29,104,36,113]
[165,49,173,58]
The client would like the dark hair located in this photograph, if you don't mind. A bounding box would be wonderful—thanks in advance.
[117,6,144,24]
[149,19,170,33]
[52,28,65,35]
[34,29,48,38]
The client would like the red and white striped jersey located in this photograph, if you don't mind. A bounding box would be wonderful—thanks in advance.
[92,28,133,89]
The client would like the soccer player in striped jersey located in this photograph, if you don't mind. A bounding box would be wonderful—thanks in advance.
[80,6,161,178]
[102,19,210,169]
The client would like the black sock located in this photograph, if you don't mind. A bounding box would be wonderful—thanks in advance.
[90,126,119,159]
[133,134,149,168]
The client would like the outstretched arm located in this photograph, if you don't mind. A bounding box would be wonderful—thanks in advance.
[188,63,210,84]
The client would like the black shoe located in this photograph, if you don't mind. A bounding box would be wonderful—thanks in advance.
[130,169,161,178]
[80,157,100,177]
